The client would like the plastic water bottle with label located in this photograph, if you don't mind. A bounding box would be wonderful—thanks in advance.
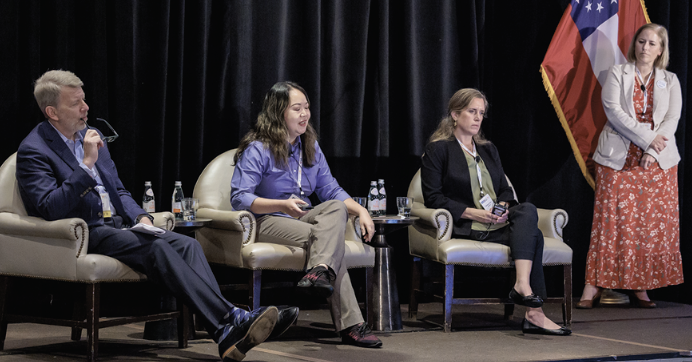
[367,181,379,217]
[142,181,155,213]
[171,181,184,220]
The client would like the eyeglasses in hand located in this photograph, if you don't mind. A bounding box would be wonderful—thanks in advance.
[85,118,119,143]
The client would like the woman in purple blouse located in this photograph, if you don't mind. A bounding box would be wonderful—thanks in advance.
[230,81,381,348]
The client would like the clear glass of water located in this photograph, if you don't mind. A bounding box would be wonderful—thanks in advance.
[396,197,413,218]
[354,197,368,209]
[182,197,199,221]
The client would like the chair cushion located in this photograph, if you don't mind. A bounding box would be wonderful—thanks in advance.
[436,236,572,267]
[76,254,147,282]
[242,240,375,271]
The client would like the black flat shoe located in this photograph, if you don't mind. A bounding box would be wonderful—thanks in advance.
[509,288,543,308]
[522,318,571,336]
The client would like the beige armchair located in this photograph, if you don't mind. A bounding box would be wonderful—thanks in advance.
[0,153,188,361]
[407,170,573,332]
[193,149,375,311]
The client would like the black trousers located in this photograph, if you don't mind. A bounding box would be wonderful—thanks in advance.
[89,216,234,340]
[465,203,547,298]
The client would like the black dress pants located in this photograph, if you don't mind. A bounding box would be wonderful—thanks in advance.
[465,202,547,298]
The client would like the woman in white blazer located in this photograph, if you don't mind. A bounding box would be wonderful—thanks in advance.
[578,24,684,309]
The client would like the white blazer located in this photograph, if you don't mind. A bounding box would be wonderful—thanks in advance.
[594,63,682,170]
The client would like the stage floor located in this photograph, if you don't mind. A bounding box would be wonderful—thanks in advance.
[2,301,691,361]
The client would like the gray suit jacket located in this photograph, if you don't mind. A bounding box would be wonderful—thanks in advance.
[594,63,681,170]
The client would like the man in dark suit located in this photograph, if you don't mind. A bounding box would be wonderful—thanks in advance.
[15,69,297,362]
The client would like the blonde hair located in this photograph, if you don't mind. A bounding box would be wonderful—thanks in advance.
[428,88,489,144]
[33,70,84,117]
[626,23,670,69]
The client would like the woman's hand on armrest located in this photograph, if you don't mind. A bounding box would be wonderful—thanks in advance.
[249,197,309,218]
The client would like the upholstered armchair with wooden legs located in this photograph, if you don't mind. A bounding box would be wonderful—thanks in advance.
[406,169,573,333]
[192,148,375,312]
[0,153,188,362]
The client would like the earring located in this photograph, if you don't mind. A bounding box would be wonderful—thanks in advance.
[453,120,457,127]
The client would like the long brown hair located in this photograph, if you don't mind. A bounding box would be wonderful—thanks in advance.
[428,88,489,145]
[234,81,318,167]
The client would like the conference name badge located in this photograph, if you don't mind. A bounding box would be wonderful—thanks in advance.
[656,80,666,89]
[100,190,112,218]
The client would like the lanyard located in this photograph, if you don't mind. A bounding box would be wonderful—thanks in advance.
[635,68,653,114]
[295,148,304,198]
[458,139,485,197]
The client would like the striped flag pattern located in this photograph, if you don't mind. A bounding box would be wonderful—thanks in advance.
[540,0,649,188]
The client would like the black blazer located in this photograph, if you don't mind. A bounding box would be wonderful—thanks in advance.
[421,139,515,237]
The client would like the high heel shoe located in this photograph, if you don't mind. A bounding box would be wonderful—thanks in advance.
[576,290,602,309]
[629,291,656,308]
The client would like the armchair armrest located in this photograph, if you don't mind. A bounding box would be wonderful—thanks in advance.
[0,213,87,243]
[410,206,453,242]
[0,213,88,278]
[151,211,175,230]
[195,208,257,245]
[536,208,569,241]
[345,216,361,241]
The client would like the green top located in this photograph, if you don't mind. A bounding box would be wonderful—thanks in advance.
[462,150,508,232]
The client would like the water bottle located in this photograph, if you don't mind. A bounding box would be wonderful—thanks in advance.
[172,181,184,220]
[367,181,379,217]
[142,181,155,213]
[377,179,387,216]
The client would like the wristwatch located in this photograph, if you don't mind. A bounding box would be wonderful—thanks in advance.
[136,214,155,224]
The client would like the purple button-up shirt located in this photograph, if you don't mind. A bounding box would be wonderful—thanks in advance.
[231,139,350,217]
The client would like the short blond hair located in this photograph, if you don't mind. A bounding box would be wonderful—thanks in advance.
[33,70,83,116]
[626,23,670,69]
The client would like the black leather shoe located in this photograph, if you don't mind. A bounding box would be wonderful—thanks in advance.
[218,306,278,361]
[297,266,335,298]
[254,306,300,339]
[522,318,571,336]
[509,288,544,308]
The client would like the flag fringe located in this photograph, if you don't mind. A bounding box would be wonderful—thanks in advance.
[640,0,651,24]
[539,65,596,189]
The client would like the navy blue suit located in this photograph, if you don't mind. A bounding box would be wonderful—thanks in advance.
[16,121,234,338]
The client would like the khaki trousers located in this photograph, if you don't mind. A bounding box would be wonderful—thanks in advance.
[256,200,363,331]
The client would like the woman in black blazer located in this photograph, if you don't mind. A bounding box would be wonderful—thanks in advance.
[421,88,570,336]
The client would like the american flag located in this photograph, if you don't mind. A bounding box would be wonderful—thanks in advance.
[540,0,649,188]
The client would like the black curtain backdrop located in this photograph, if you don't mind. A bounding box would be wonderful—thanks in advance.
[1,0,690,304]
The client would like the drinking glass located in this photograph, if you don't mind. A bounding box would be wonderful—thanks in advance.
[182,197,199,221]
[353,197,367,209]
[396,197,413,218]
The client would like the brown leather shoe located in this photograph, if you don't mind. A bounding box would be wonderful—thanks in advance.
[576,290,602,309]
[630,292,656,308]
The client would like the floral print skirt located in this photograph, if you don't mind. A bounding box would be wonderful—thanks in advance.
[585,142,683,290]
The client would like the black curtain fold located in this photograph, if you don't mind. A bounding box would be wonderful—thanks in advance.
[1,0,690,303]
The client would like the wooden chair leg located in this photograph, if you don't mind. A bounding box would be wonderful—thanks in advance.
[86,283,99,362]
[177,301,189,348]
[409,257,421,318]
[563,264,573,326]
[504,269,515,320]
[365,266,373,324]
[250,270,262,310]
[71,287,84,341]
[0,276,8,351]
[444,264,454,333]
